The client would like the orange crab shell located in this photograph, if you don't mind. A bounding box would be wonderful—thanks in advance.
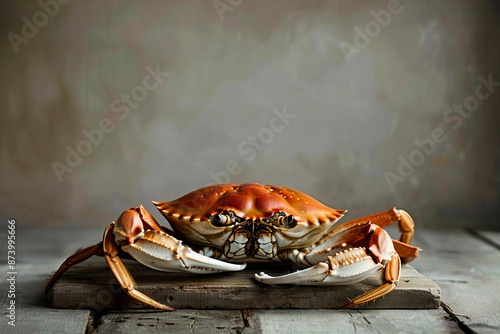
[153,183,346,250]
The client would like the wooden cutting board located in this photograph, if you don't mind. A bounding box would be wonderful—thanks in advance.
[46,257,440,310]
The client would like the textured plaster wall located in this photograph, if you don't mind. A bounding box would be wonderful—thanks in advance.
[0,0,499,228]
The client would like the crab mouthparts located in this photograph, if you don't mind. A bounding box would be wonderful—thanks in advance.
[224,222,277,260]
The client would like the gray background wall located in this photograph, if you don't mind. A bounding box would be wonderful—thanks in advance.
[1,0,498,229]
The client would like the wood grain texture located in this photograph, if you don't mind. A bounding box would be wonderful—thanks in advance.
[0,264,90,334]
[47,257,440,310]
[476,230,500,249]
[92,310,245,334]
[92,308,461,334]
[412,229,500,333]
[245,309,462,334]
[11,226,500,333]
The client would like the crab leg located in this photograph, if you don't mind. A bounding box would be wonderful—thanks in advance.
[45,242,103,296]
[391,239,419,263]
[341,253,401,308]
[317,208,419,263]
[343,208,417,263]
[102,224,174,310]
[340,208,415,245]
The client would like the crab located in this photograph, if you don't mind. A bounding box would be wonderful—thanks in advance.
[46,183,419,310]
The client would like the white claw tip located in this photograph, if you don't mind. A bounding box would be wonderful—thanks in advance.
[255,272,273,282]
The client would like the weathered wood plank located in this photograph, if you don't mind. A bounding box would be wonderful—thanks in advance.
[244,308,461,334]
[476,230,500,249]
[47,257,439,310]
[355,309,462,334]
[412,228,498,253]
[12,225,499,333]
[0,264,90,334]
[0,226,102,334]
[244,309,355,334]
[437,281,500,333]
[93,310,245,334]
[96,308,462,333]
[411,229,500,333]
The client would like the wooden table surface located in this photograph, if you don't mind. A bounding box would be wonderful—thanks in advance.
[1,226,499,333]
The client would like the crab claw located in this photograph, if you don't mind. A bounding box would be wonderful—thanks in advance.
[256,224,401,308]
[255,247,383,285]
[120,230,246,273]
[112,206,245,273]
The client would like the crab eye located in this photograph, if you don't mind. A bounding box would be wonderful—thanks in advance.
[277,215,296,229]
[210,214,230,226]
